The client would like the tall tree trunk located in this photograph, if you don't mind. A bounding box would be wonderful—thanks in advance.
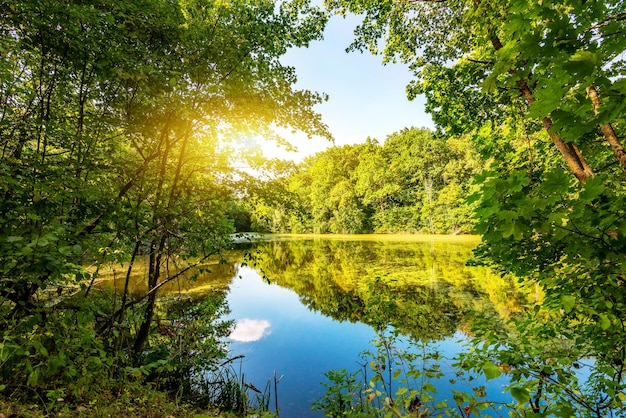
[133,235,166,356]
[132,120,174,357]
[108,239,142,347]
[489,36,594,183]
[586,84,626,172]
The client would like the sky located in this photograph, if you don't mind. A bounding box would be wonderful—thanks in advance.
[260,12,434,162]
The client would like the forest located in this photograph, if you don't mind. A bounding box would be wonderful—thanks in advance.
[1,0,625,416]
[242,128,482,235]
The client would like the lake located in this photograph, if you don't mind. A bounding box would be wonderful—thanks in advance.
[220,235,536,416]
[97,234,536,416]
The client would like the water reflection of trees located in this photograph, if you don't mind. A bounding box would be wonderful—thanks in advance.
[254,238,535,342]
[96,237,536,343]
[96,256,240,295]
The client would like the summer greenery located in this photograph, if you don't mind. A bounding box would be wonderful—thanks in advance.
[1,0,624,416]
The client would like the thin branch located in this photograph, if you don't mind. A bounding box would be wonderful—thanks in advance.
[488,35,594,182]
[590,12,626,30]
[586,85,626,173]
[103,254,214,330]
[467,57,494,65]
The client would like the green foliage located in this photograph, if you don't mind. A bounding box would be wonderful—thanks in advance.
[466,164,626,416]
[137,295,233,403]
[227,201,253,233]
[457,308,626,416]
[313,368,377,417]
[323,0,626,415]
[1,0,330,413]
[187,356,276,416]
[313,332,456,417]
[0,300,113,413]
[0,0,330,304]
[247,129,483,234]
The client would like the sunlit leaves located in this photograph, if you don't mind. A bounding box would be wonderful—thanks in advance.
[481,361,502,380]
[597,313,611,331]
[0,0,331,290]
[0,0,334,408]
[560,295,576,314]
[249,128,483,234]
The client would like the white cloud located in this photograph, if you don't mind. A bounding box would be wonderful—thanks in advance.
[229,318,271,342]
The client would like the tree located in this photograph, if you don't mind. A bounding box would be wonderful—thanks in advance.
[352,137,405,231]
[295,144,367,233]
[0,0,331,406]
[325,0,626,414]
[245,128,481,234]
[327,0,625,179]
[353,128,479,233]
[1,0,329,309]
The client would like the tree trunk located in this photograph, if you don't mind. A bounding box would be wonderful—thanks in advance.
[133,236,166,356]
[489,36,594,182]
[586,84,626,173]
[132,122,174,357]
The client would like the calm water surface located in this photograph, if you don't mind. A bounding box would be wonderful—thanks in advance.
[221,235,532,416]
[226,267,377,416]
[96,235,530,416]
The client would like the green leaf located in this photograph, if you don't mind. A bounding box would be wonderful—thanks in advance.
[561,295,576,313]
[543,169,571,195]
[467,191,481,205]
[502,222,524,240]
[598,314,611,330]
[482,74,497,93]
[482,361,502,380]
[27,369,40,387]
[569,50,601,66]
[509,386,531,404]
[563,59,595,78]
[422,382,437,394]
[578,175,605,202]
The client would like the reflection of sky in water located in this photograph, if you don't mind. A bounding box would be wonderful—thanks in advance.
[224,266,509,417]
[225,266,377,417]
[229,318,271,342]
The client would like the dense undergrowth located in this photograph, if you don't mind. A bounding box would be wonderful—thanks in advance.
[0,288,273,417]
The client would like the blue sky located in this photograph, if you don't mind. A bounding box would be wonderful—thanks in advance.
[263,13,433,161]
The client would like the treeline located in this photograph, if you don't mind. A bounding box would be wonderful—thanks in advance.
[243,128,483,234]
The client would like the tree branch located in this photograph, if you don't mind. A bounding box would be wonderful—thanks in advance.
[489,35,593,182]
[99,254,214,334]
[590,12,626,30]
[466,58,494,65]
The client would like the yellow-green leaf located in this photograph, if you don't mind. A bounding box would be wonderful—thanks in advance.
[510,386,531,404]
[561,295,576,313]
[598,314,611,330]
[482,361,502,380]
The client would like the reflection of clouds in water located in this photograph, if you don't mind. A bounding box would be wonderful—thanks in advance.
[229,318,271,342]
